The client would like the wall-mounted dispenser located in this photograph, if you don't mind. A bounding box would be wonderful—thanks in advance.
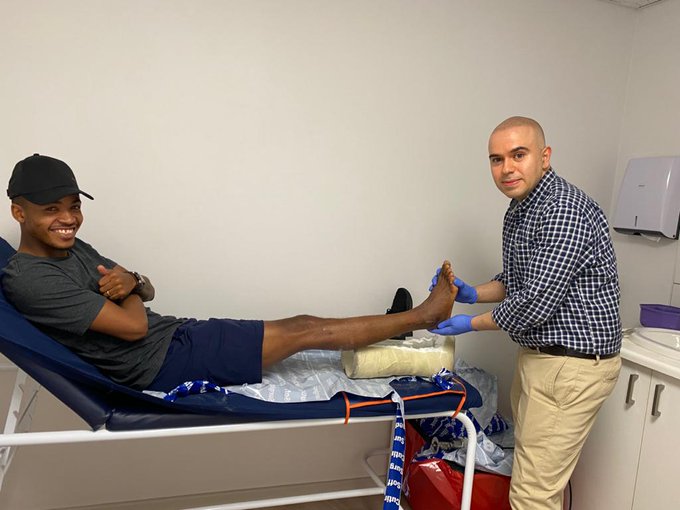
[613,156,680,239]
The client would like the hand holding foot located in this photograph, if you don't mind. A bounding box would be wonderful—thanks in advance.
[430,269,478,304]
[430,314,475,335]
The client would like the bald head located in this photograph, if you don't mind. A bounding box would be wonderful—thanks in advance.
[491,116,546,149]
[487,116,552,201]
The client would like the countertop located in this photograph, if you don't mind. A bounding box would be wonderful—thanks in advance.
[621,334,680,380]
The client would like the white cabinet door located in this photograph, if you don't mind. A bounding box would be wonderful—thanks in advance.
[569,360,651,510]
[632,371,680,509]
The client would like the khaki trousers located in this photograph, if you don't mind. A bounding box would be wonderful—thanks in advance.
[509,347,621,510]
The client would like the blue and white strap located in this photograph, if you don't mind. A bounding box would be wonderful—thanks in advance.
[432,367,462,392]
[163,380,228,402]
[383,392,406,510]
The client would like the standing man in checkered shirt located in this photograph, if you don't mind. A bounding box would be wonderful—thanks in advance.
[430,116,622,510]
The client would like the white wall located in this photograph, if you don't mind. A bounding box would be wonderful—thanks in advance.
[611,0,680,327]
[0,0,636,508]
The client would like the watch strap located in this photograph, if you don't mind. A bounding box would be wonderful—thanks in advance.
[127,271,145,292]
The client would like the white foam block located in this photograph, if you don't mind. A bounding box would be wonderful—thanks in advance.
[341,335,455,379]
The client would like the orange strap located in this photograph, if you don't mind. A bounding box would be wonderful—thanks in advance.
[341,379,467,424]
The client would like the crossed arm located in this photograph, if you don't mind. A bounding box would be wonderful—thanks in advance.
[89,265,156,342]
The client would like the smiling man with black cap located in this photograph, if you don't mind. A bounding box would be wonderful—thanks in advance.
[4,153,169,389]
[7,154,95,258]
[3,153,459,392]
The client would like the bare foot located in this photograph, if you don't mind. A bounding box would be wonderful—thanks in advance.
[414,260,457,328]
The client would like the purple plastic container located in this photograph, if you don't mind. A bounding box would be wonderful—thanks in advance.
[639,304,680,330]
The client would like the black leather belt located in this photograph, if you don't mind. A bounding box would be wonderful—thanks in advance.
[535,345,619,360]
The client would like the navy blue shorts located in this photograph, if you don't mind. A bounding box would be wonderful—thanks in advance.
[146,318,264,392]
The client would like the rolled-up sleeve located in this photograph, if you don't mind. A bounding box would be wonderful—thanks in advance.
[492,203,592,334]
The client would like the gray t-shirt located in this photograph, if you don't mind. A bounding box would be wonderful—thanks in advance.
[2,239,184,389]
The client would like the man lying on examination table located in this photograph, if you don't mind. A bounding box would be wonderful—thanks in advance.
[3,153,458,393]
[429,116,622,510]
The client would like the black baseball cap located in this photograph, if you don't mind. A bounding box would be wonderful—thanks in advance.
[7,154,93,205]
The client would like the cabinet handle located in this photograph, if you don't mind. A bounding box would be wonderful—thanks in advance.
[651,384,665,418]
[625,374,639,405]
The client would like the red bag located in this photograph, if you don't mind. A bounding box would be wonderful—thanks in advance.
[404,421,511,510]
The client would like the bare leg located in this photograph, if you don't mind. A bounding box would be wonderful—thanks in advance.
[261,261,458,368]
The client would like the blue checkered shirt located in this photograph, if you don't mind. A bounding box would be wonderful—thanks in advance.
[491,169,622,355]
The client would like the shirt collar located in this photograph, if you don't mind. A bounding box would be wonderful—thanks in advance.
[510,167,556,213]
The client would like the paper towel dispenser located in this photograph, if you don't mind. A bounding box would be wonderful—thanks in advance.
[613,156,680,239]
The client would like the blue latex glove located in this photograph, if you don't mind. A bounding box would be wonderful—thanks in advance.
[428,268,442,292]
[452,277,478,304]
[429,270,478,304]
[429,314,475,336]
